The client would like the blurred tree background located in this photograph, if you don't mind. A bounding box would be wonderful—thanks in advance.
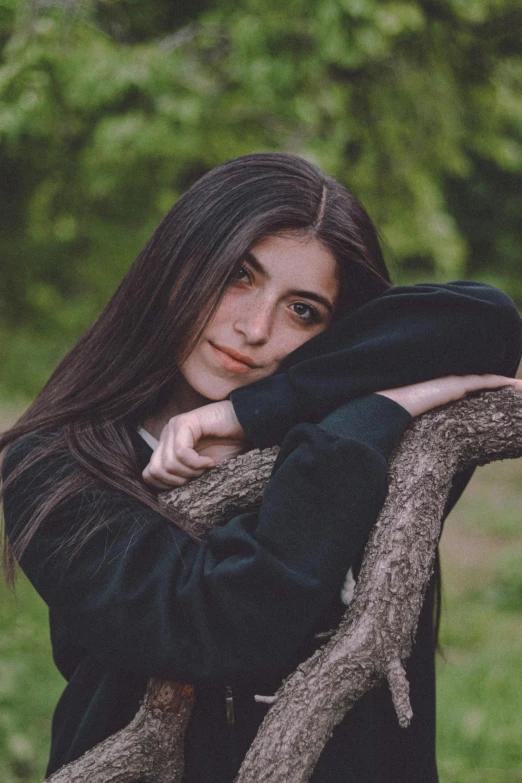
[1,0,521,401]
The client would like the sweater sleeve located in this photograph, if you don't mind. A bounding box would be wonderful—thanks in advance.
[229,281,522,447]
[2,394,411,684]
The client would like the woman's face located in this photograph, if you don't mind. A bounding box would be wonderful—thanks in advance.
[179,233,340,402]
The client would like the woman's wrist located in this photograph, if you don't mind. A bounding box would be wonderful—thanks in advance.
[318,393,412,460]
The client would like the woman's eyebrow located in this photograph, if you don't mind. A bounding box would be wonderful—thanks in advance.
[244,251,334,313]
[244,251,268,277]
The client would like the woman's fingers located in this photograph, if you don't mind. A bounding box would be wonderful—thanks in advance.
[142,469,194,489]
[142,457,209,488]
[143,442,214,488]
[438,374,515,402]
[175,445,215,471]
[142,412,219,487]
[461,374,522,393]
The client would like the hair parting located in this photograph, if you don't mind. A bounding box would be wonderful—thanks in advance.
[312,184,327,232]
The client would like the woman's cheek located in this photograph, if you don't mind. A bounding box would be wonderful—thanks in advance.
[280,328,323,359]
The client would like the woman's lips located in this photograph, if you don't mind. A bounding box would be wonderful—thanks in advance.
[209,342,257,374]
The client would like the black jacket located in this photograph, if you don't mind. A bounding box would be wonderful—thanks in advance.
[3,282,521,782]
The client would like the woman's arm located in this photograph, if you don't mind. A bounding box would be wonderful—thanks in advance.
[141,374,522,488]
[2,395,411,684]
[230,282,522,447]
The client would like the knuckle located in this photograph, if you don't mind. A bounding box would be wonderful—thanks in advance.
[163,453,180,470]
[145,461,160,477]
[177,446,192,461]
[170,413,190,431]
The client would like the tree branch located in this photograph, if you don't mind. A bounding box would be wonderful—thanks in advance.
[45,388,522,783]
[45,679,194,783]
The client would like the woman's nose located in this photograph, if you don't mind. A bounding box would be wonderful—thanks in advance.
[233,299,272,344]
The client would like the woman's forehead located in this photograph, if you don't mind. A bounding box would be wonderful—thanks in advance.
[248,234,340,302]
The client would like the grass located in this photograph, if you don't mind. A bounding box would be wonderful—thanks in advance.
[0,575,65,783]
[1,408,521,781]
[437,459,522,783]
[0,405,65,782]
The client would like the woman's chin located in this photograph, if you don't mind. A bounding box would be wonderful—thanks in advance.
[178,362,266,406]
[191,374,257,402]
[196,381,245,401]
[177,375,235,404]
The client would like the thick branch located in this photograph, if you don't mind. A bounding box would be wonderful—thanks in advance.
[160,446,279,537]
[45,680,194,783]
[45,388,522,783]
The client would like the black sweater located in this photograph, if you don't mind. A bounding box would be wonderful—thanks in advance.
[3,282,521,782]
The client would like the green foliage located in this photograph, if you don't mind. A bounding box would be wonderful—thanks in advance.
[1,0,522,398]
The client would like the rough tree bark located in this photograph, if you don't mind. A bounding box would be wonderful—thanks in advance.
[44,680,194,783]
[44,388,522,783]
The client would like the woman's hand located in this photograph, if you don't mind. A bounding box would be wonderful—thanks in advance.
[143,401,247,489]
[376,374,522,418]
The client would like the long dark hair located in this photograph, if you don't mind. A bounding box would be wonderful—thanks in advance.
[1,152,392,586]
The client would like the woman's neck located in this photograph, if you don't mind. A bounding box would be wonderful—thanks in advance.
[142,376,214,440]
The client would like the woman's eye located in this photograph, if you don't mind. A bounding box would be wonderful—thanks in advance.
[230,264,251,283]
[290,302,320,324]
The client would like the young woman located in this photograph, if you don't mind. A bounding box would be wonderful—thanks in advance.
[2,153,521,782]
